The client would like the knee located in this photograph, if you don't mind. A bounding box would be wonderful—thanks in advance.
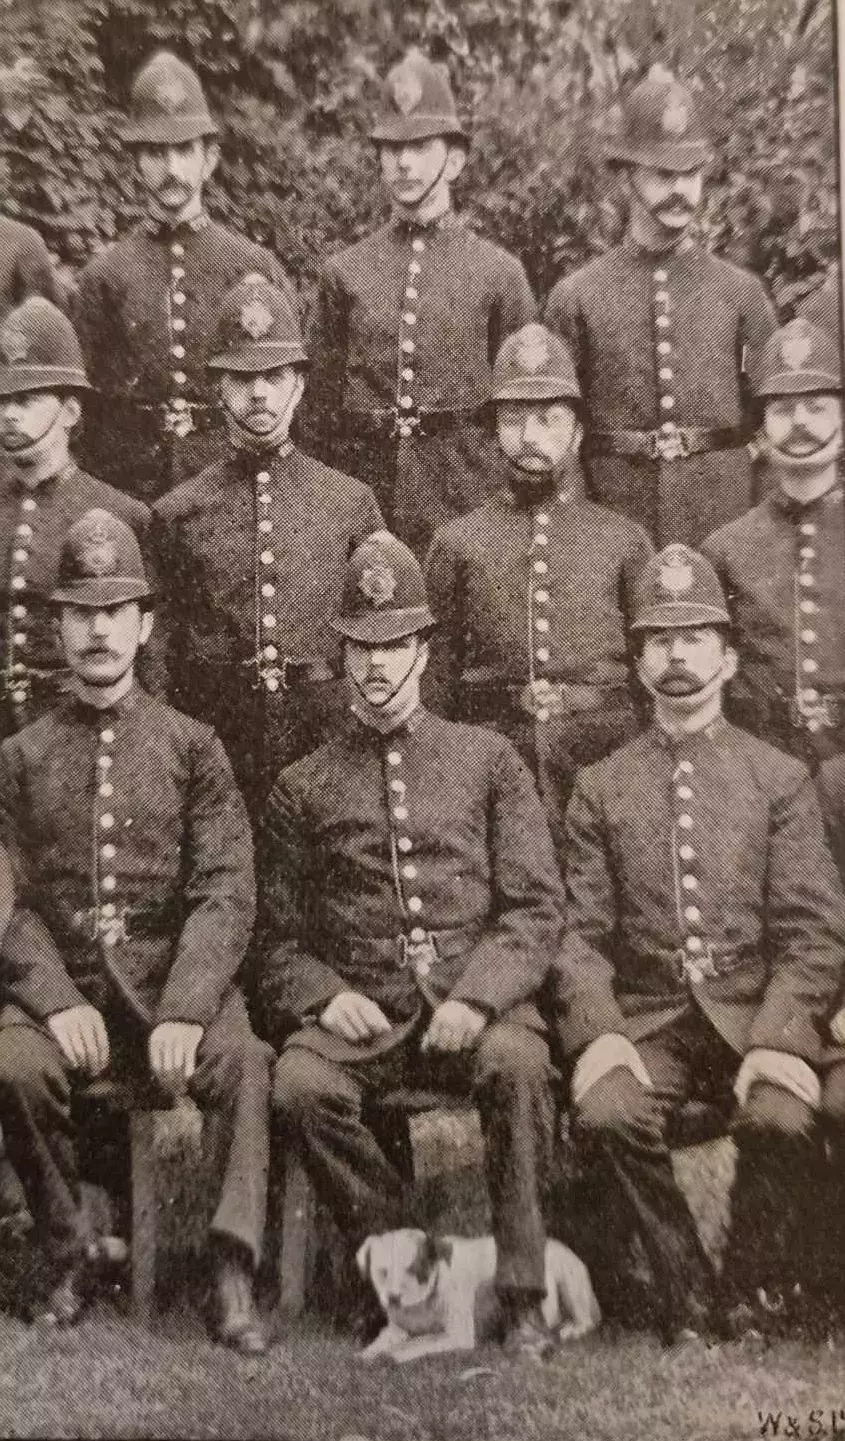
[0,1027,61,1102]
[735,1081,814,1142]
[575,1068,662,1148]
[472,1024,552,1095]
[195,1033,272,1105]
[272,1050,336,1124]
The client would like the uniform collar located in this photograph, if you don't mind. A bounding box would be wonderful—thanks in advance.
[231,439,295,471]
[11,458,77,493]
[392,210,460,240]
[500,459,583,511]
[770,480,843,522]
[622,232,697,264]
[65,683,145,727]
[651,711,727,751]
[350,703,428,744]
[143,210,210,240]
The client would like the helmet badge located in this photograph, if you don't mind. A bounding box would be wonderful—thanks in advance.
[81,519,119,579]
[659,544,694,597]
[661,93,690,137]
[781,328,813,372]
[359,563,397,608]
[156,76,188,113]
[390,66,423,115]
[514,329,550,375]
[240,296,274,340]
[0,326,28,364]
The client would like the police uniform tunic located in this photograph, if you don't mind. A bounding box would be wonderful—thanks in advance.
[0,217,61,318]
[260,706,564,1287]
[544,243,777,546]
[0,463,153,737]
[73,216,297,502]
[304,214,536,554]
[424,470,652,853]
[0,686,270,1265]
[552,717,845,1324]
[703,483,845,768]
[154,444,384,819]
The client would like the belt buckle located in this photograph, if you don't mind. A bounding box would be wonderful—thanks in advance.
[400,933,437,978]
[518,680,566,718]
[163,402,195,439]
[651,428,691,462]
[789,694,836,730]
[392,407,422,440]
[678,943,718,986]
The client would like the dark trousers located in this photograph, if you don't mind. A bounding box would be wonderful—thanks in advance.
[806,1060,845,1300]
[0,991,272,1270]
[565,1009,817,1330]
[272,1021,557,1298]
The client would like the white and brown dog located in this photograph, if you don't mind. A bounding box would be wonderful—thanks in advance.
[356,1228,600,1363]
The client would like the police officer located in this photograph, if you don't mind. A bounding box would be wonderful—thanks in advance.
[258,532,566,1359]
[553,544,845,1341]
[544,68,777,547]
[154,273,385,821]
[0,509,270,1349]
[304,48,536,556]
[703,319,845,770]
[73,50,297,503]
[425,323,652,858]
[0,296,155,738]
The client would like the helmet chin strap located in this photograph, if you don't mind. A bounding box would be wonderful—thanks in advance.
[349,642,427,734]
[391,148,453,218]
[2,398,66,471]
[224,383,302,454]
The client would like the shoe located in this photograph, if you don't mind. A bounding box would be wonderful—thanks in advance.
[721,1287,790,1342]
[34,1261,88,1328]
[213,1248,267,1356]
[502,1304,556,1361]
[662,1292,714,1348]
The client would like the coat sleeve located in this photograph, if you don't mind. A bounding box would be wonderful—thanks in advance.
[254,771,348,1050]
[300,261,349,461]
[422,531,465,718]
[16,227,61,308]
[0,744,87,1019]
[353,485,386,544]
[447,741,566,1016]
[550,774,631,1055]
[155,731,256,1028]
[488,252,536,362]
[542,276,583,366]
[818,758,845,890]
[738,271,778,408]
[747,766,845,1059]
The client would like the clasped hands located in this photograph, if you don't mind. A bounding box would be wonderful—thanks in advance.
[319,990,486,1052]
[47,1005,203,1093]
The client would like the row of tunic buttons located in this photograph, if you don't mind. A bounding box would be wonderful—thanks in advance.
[386,746,430,975]
[672,759,709,982]
[8,494,38,707]
[794,519,822,728]
[397,236,424,437]
[652,267,677,438]
[96,726,121,944]
[169,240,188,412]
[532,504,554,722]
[255,468,281,691]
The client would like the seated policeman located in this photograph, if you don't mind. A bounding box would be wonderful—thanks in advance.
[0,509,270,1352]
[257,532,566,1359]
[553,544,845,1343]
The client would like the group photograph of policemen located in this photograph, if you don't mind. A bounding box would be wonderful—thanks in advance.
[0,0,841,1433]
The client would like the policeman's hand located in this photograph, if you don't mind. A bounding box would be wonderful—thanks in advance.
[148,1021,204,1094]
[320,992,393,1045]
[831,1008,845,1046]
[48,1005,110,1077]
[421,1000,487,1054]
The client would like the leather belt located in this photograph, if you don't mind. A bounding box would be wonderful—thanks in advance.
[589,425,746,462]
[508,680,629,718]
[786,692,845,731]
[347,924,483,974]
[343,407,481,441]
[66,902,179,943]
[243,655,335,693]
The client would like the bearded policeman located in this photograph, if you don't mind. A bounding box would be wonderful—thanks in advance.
[258,533,566,1359]
[425,323,652,858]
[552,544,845,1342]
[73,51,297,503]
[0,297,155,738]
[0,510,271,1349]
[544,68,777,546]
[304,49,535,555]
[154,274,384,821]
[703,319,845,770]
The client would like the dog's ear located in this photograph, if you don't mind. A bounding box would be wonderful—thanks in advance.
[356,1236,373,1280]
[409,1231,440,1283]
[433,1237,453,1265]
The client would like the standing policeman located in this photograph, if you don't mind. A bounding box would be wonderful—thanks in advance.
[154,274,384,822]
[74,50,296,504]
[425,323,652,857]
[544,68,777,547]
[703,319,845,770]
[0,296,153,739]
[304,48,535,555]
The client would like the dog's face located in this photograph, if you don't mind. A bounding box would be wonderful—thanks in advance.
[356,1229,453,1319]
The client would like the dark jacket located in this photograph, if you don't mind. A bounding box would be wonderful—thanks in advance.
[0,686,255,1031]
[554,718,845,1064]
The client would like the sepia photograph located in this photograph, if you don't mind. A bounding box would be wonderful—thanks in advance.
[0,0,839,1436]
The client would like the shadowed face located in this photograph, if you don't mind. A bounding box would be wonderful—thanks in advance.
[628,163,704,238]
[60,602,153,687]
[0,391,76,455]
[496,400,581,474]
[637,625,735,708]
[344,635,420,706]
[219,366,304,438]
[135,138,217,215]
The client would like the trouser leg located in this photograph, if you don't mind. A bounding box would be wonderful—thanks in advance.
[272,1045,406,1246]
[189,996,273,1270]
[468,1023,556,1298]
[0,1023,88,1263]
[819,1061,845,1302]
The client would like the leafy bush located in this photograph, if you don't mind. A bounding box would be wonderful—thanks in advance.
[0,0,835,310]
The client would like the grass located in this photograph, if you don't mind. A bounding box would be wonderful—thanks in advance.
[0,1105,841,1440]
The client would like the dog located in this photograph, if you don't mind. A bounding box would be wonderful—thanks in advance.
[356,1228,600,1363]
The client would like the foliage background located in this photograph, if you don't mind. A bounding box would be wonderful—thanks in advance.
[0,0,836,312]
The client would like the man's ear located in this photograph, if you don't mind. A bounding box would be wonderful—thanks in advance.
[416,637,430,678]
[62,395,81,432]
[444,144,467,184]
[722,642,738,683]
[203,139,221,182]
[139,610,154,647]
[356,1237,373,1280]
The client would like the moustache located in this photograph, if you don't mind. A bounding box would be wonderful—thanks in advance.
[81,647,119,660]
[655,663,702,694]
[782,427,825,449]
